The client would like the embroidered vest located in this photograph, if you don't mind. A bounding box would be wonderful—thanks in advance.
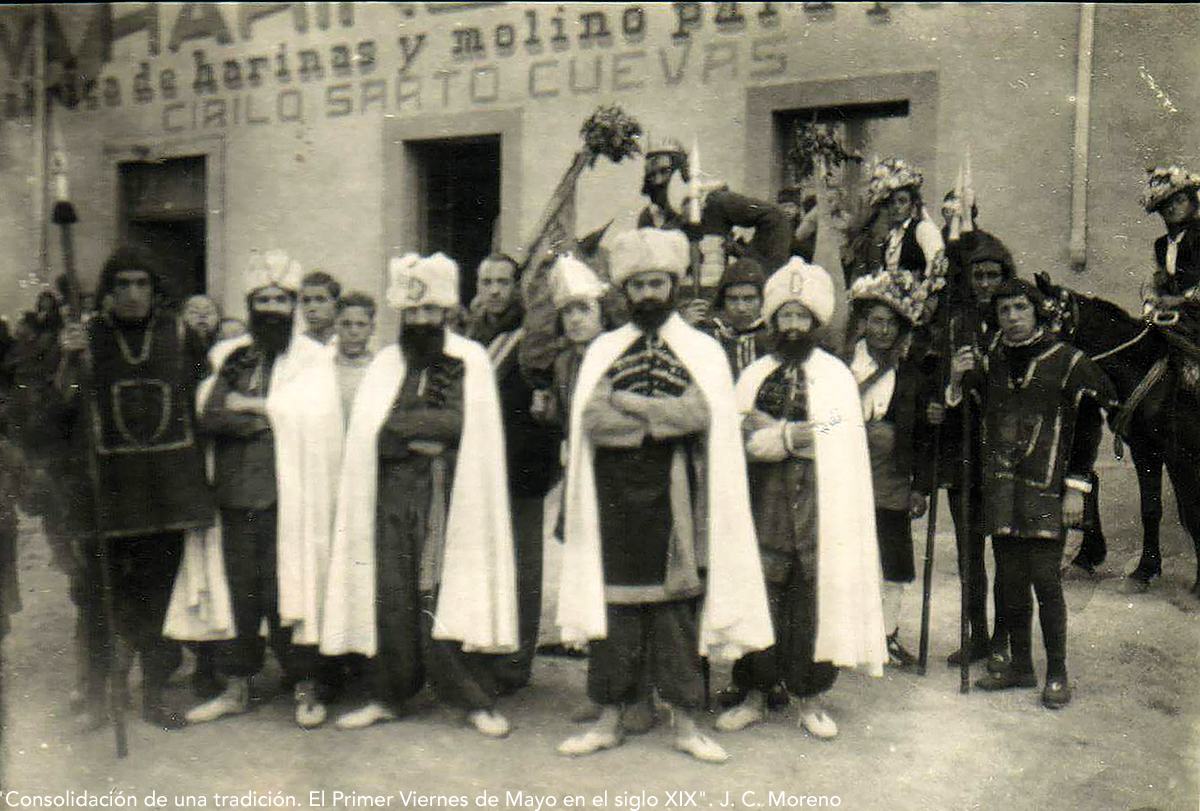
[88,315,213,538]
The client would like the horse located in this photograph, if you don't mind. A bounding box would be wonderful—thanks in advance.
[1034,272,1200,598]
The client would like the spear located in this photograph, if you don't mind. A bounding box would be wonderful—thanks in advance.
[50,103,129,758]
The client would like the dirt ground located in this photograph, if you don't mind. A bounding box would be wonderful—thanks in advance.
[1,449,1197,811]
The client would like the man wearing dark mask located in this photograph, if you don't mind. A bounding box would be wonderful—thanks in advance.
[55,246,214,730]
[556,229,774,763]
[322,253,517,737]
[188,251,343,729]
[717,258,885,740]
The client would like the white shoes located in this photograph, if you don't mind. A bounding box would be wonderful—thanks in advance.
[335,702,397,730]
[294,680,327,729]
[673,732,729,763]
[558,727,623,756]
[185,679,250,725]
[467,709,511,738]
[798,704,838,739]
[714,703,764,732]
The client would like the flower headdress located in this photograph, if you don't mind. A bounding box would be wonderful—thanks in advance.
[850,268,945,326]
[865,157,924,208]
[1140,164,1200,213]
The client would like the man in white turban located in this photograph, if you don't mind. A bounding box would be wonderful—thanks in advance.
[715,258,885,740]
[185,250,343,729]
[556,229,773,763]
[320,253,518,737]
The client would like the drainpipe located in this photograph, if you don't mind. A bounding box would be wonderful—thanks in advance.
[1069,3,1096,270]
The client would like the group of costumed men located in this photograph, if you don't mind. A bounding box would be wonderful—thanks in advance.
[22,143,1200,762]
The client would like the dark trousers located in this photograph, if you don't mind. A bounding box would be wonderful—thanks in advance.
[588,599,706,711]
[701,189,793,271]
[731,557,837,700]
[109,533,184,701]
[219,507,323,691]
[948,487,1008,649]
[371,512,499,712]
[994,536,1068,681]
[489,494,543,693]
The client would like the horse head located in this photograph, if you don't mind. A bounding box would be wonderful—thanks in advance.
[1033,272,1079,340]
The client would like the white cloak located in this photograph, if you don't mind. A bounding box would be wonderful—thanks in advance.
[320,333,518,657]
[556,313,775,662]
[164,333,342,646]
[736,348,886,677]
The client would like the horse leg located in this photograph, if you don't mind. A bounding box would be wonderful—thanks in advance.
[1164,455,1200,598]
[1129,442,1165,585]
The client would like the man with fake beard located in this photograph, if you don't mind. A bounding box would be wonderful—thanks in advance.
[186,250,342,728]
[716,258,884,740]
[556,229,773,763]
[321,253,517,737]
[55,246,214,730]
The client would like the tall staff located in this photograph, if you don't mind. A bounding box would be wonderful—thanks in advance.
[50,109,129,758]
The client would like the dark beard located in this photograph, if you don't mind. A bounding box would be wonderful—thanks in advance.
[775,329,815,362]
[627,298,674,332]
[249,311,294,356]
[399,324,446,365]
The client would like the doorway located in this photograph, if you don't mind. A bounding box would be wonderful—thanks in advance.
[118,155,207,308]
[405,136,502,306]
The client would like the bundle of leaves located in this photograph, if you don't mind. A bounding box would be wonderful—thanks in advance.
[788,121,862,181]
[580,106,643,167]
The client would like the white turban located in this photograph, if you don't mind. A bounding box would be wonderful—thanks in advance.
[386,252,459,310]
[609,228,690,287]
[763,257,836,327]
[550,254,608,310]
[245,249,303,295]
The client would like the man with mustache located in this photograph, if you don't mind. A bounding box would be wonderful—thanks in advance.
[321,253,517,737]
[186,250,342,729]
[716,258,885,740]
[556,229,773,763]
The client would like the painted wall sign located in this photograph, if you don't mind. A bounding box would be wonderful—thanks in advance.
[0,2,916,122]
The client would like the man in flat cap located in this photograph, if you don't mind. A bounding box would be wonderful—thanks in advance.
[556,228,773,763]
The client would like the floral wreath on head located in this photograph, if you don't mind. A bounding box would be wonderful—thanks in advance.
[850,268,944,327]
[866,157,924,208]
[1140,164,1200,213]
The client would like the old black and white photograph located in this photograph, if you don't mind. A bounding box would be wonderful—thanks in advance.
[0,3,1196,810]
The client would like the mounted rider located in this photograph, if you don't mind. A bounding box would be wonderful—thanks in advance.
[1141,165,1200,378]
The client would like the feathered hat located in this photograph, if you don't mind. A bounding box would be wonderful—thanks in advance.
[386,253,459,310]
[244,249,303,295]
[849,269,931,325]
[866,157,924,208]
[550,254,608,310]
[1141,164,1200,213]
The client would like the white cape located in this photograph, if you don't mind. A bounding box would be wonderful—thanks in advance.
[556,313,774,662]
[164,333,342,646]
[736,348,886,677]
[320,334,518,657]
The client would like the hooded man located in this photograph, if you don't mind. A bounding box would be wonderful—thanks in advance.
[55,245,214,730]
[946,278,1118,708]
[714,258,884,740]
[185,250,342,729]
[693,256,771,379]
[927,231,1017,670]
[321,253,517,738]
[556,228,774,763]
